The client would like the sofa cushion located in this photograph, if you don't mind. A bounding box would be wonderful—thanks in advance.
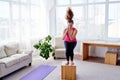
[0,46,7,59]
[55,48,66,58]
[55,37,65,48]
[55,49,65,55]
[0,57,20,67]
[4,43,19,56]
[11,53,30,62]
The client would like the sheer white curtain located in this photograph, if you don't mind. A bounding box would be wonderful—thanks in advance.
[0,0,49,51]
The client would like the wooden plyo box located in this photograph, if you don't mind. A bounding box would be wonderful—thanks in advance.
[61,62,76,80]
[105,51,118,65]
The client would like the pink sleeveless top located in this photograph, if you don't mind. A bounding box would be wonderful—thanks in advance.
[64,28,77,42]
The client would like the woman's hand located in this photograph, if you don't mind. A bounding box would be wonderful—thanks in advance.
[68,28,77,41]
[68,28,72,35]
[65,29,68,34]
[62,28,68,40]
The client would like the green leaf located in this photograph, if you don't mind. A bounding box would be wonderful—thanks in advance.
[45,35,52,42]
[44,51,49,60]
[33,43,39,49]
[40,52,44,57]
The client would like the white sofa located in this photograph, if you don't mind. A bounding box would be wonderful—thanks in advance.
[54,37,66,59]
[0,43,32,79]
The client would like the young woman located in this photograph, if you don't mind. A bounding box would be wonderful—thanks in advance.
[62,7,77,65]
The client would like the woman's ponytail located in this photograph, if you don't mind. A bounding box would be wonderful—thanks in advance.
[65,7,74,23]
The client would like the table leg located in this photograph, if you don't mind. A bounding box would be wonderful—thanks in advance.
[82,43,89,60]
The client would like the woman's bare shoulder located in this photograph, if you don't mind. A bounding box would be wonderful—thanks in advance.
[73,27,77,31]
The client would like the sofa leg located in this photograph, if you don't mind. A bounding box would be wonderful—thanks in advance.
[54,57,56,59]
[29,63,31,66]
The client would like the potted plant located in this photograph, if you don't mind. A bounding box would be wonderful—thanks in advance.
[33,35,54,60]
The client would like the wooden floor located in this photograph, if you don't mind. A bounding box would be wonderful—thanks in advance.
[74,54,120,66]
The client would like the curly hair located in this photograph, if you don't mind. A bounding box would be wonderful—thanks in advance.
[65,7,74,22]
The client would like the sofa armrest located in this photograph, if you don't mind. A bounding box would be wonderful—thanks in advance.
[24,50,33,55]
[0,63,5,75]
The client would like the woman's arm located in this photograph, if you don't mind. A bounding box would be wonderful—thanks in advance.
[68,29,77,40]
[62,29,68,40]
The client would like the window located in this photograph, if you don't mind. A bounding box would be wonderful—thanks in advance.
[31,0,40,5]
[72,6,86,39]
[88,0,106,3]
[0,1,10,40]
[87,4,105,39]
[21,0,28,3]
[31,5,41,38]
[56,0,70,5]
[12,0,19,2]
[10,4,19,40]
[0,0,45,41]
[56,7,67,36]
[108,3,120,38]
[55,0,120,40]
[109,0,120,1]
[71,0,86,4]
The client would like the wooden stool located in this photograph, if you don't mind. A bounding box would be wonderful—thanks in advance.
[61,61,76,80]
[105,51,118,65]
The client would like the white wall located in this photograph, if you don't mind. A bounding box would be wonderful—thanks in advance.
[94,47,107,58]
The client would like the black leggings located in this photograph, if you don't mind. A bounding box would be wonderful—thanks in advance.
[64,41,77,61]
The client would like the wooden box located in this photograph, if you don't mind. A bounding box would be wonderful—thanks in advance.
[105,51,118,65]
[61,62,76,80]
